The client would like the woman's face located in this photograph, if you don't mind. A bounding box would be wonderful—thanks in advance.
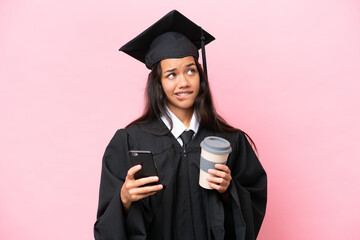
[160,56,200,116]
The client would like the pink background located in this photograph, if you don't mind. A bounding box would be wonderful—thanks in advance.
[1,0,360,239]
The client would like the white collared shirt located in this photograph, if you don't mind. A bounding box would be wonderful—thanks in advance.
[160,106,199,146]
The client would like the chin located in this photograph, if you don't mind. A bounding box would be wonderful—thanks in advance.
[178,103,195,110]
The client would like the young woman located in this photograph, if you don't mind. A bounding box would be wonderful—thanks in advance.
[94,10,267,240]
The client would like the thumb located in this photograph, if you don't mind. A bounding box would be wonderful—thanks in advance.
[126,164,142,180]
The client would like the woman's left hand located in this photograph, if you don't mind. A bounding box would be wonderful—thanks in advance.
[207,164,232,193]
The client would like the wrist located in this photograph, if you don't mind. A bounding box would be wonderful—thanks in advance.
[120,187,132,213]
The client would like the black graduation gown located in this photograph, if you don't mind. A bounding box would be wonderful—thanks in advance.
[94,119,267,240]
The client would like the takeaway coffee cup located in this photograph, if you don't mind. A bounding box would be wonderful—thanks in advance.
[199,136,232,189]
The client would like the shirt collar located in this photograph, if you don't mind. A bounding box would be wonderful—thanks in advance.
[160,106,199,140]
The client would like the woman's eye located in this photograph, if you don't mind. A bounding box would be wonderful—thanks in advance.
[167,73,176,79]
[187,69,196,75]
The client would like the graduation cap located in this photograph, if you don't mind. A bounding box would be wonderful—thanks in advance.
[119,10,215,77]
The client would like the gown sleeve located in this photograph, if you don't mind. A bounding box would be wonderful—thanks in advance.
[94,130,152,240]
[228,133,267,240]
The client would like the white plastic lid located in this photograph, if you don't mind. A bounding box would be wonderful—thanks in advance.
[200,136,232,155]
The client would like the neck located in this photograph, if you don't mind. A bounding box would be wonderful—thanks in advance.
[167,106,194,128]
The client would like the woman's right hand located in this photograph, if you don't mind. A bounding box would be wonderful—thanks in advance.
[120,165,163,212]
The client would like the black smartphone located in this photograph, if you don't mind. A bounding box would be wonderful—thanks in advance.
[128,150,159,185]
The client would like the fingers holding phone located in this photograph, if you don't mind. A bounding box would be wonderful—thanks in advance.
[126,164,162,190]
[121,151,163,212]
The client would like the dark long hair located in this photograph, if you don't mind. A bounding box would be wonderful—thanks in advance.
[127,58,257,152]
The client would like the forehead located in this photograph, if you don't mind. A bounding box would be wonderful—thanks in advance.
[160,56,195,70]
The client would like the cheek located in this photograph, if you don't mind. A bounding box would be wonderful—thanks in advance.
[194,78,200,94]
[161,81,172,96]
[162,80,175,90]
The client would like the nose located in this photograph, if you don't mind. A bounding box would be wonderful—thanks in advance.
[178,74,190,88]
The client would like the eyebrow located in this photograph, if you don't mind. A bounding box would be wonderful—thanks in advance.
[164,68,176,73]
[163,63,196,73]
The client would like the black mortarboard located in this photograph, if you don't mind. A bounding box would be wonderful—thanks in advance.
[119,10,215,76]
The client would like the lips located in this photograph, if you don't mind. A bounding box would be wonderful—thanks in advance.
[175,91,193,99]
